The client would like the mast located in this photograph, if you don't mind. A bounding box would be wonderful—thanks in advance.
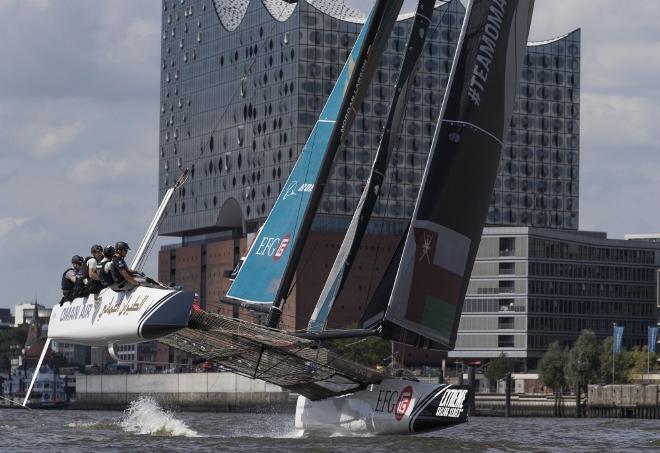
[362,0,535,349]
[130,169,189,272]
[307,0,438,333]
[224,0,405,327]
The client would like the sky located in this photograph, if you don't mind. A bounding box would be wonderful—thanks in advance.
[1,0,659,312]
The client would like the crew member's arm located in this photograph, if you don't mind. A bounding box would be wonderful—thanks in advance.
[119,268,139,286]
[89,260,100,280]
[65,269,77,284]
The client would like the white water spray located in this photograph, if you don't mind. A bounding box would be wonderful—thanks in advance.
[119,396,201,437]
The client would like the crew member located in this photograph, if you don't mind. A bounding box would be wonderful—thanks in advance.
[110,241,141,291]
[85,244,105,294]
[97,245,115,288]
[60,255,83,305]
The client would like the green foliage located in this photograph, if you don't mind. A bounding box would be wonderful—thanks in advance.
[485,352,511,381]
[330,335,392,368]
[0,325,29,372]
[565,329,600,387]
[627,346,658,376]
[538,341,567,392]
[598,337,632,384]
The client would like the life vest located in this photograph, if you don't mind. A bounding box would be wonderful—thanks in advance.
[111,255,127,285]
[97,259,114,286]
[79,256,95,279]
[61,268,75,291]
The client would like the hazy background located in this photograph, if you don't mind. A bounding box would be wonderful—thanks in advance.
[1,0,658,311]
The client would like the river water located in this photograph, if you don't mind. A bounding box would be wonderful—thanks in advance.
[1,397,658,452]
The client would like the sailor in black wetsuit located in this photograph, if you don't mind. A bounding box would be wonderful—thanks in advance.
[84,244,105,295]
[96,245,115,288]
[110,241,141,291]
[60,255,83,305]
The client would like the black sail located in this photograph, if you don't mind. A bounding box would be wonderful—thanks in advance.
[361,0,535,349]
[307,0,438,333]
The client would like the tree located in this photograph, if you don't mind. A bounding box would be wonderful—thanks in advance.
[485,352,511,381]
[565,329,600,387]
[0,325,29,372]
[598,337,631,384]
[538,341,566,393]
[627,346,658,378]
[330,335,392,368]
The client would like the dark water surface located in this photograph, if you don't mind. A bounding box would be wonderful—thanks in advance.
[1,397,658,452]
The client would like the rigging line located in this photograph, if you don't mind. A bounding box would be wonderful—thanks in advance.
[362,2,451,307]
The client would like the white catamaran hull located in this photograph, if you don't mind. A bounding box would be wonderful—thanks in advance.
[295,379,469,434]
[48,286,195,346]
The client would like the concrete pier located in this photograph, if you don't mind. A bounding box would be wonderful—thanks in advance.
[72,372,294,411]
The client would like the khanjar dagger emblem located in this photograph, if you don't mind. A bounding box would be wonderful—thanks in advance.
[419,231,433,264]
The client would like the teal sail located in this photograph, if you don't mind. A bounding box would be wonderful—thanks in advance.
[226,0,403,313]
[307,0,437,333]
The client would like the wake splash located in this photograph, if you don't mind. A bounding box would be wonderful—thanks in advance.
[119,396,202,437]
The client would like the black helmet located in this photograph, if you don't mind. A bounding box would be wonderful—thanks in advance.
[91,244,103,254]
[115,241,130,251]
[103,245,115,258]
[71,255,84,265]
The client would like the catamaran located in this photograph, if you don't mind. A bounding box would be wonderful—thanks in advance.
[36,0,534,435]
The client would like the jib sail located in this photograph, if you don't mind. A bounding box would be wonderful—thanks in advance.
[362,0,535,349]
[307,0,437,334]
[226,0,404,316]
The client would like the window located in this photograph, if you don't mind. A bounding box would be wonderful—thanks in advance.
[499,237,515,256]
[498,335,515,348]
[498,317,514,329]
[499,262,515,275]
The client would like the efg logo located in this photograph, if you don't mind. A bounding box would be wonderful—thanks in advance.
[274,235,290,261]
[374,385,415,421]
[255,234,291,261]
[395,386,413,421]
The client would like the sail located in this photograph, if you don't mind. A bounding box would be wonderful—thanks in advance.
[362,0,535,349]
[307,0,437,333]
[226,0,404,310]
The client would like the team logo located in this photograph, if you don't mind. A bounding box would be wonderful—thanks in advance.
[274,235,290,261]
[395,386,413,421]
[283,180,298,200]
[435,388,467,418]
[282,180,314,200]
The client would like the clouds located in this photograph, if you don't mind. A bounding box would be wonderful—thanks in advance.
[0,0,159,102]
[67,155,130,184]
[29,123,83,157]
[1,0,163,310]
[0,217,28,241]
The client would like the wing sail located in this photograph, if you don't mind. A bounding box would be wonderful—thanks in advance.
[307,0,438,333]
[363,0,535,349]
[226,0,404,318]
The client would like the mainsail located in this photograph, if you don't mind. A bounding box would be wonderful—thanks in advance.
[226,0,404,324]
[307,0,438,333]
[361,0,535,349]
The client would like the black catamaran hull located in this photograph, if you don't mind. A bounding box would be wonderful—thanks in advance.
[295,380,469,434]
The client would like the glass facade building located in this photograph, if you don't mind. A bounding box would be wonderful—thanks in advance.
[158,0,581,238]
[450,227,660,366]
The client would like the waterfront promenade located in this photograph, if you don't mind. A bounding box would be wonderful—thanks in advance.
[70,372,660,419]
